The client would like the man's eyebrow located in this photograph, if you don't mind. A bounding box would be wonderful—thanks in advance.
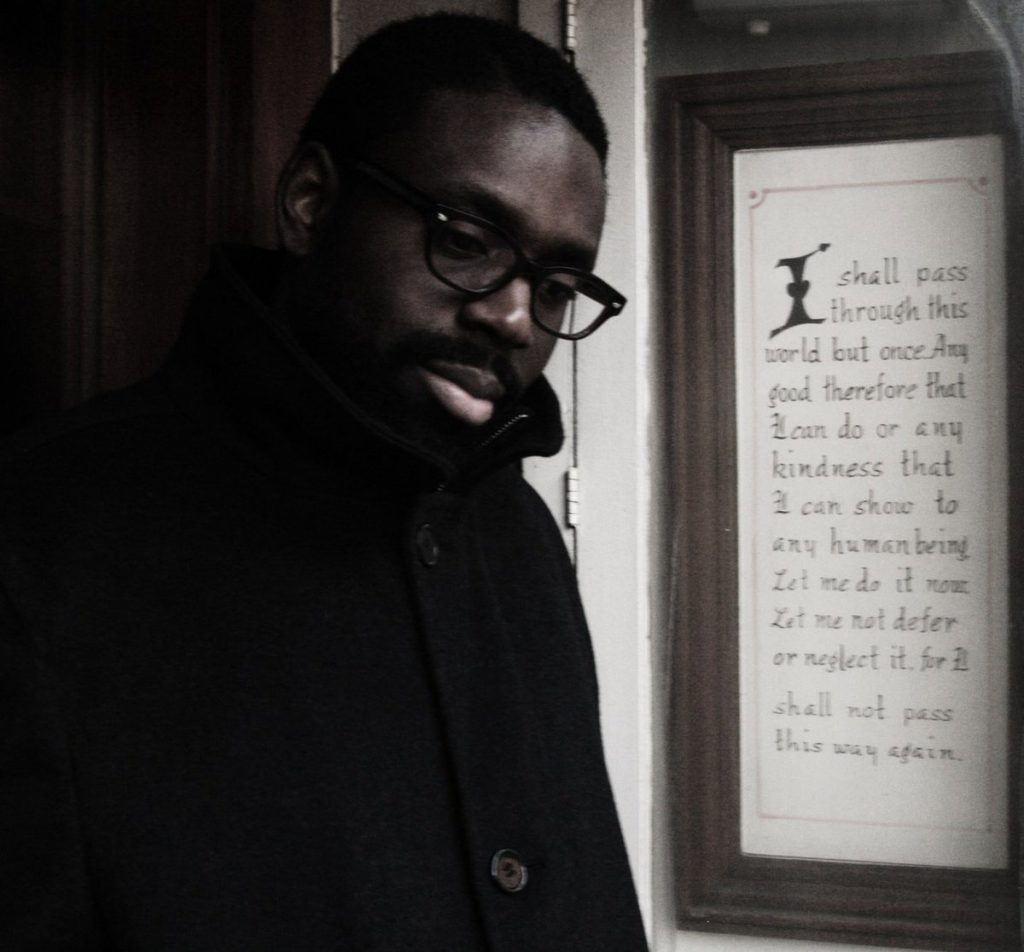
[434,183,597,268]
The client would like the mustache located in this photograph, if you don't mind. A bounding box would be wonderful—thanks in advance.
[385,329,524,401]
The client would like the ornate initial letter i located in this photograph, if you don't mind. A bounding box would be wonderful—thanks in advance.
[770,243,830,339]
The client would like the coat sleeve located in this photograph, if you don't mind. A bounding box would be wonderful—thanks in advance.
[0,587,103,950]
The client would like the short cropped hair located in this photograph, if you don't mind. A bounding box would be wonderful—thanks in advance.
[299,13,608,167]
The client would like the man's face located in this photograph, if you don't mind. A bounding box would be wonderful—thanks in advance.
[287,89,606,457]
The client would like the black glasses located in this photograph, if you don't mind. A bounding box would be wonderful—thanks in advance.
[351,160,626,341]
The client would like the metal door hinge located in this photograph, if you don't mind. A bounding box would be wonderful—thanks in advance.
[563,0,578,63]
[564,466,580,527]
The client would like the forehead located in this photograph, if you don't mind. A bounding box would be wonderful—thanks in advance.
[364,89,606,262]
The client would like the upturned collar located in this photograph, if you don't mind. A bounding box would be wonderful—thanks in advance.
[159,246,565,495]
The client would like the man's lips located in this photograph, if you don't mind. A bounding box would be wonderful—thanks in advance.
[419,358,506,426]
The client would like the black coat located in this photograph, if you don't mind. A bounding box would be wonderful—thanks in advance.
[0,249,647,951]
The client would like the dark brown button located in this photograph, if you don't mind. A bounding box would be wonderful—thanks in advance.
[416,523,439,567]
[490,849,527,893]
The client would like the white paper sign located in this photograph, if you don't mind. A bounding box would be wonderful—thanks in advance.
[735,136,1008,868]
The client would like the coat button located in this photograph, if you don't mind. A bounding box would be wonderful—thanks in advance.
[490,849,528,893]
[416,523,439,567]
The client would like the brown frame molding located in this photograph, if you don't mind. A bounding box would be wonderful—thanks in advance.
[660,51,1021,950]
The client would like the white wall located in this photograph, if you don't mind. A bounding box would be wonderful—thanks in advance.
[518,0,654,933]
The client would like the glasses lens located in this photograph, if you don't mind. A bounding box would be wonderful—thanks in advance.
[533,272,610,338]
[428,215,517,293]
[426,209,621,340]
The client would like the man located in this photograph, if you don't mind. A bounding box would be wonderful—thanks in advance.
[0,14,646,951]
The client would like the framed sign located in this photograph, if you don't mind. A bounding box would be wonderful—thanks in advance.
[660,53,1020,949]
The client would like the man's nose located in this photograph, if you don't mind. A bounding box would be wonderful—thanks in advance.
[459,275,534,348]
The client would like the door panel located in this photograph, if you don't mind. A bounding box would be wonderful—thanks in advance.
[0,0,331,431]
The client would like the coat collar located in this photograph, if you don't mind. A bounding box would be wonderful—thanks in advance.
[161,246,564,494]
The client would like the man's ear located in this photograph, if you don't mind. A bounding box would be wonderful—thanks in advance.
[275,142,339,256]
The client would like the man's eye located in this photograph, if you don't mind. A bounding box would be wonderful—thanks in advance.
[433,223,490,260]
[537,277,577,307]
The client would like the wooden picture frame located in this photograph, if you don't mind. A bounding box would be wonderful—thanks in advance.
[660,52,1021,949]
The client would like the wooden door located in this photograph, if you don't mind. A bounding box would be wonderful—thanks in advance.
[0,0,331,433]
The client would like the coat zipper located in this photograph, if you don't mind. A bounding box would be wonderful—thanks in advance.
[434,412,531,493]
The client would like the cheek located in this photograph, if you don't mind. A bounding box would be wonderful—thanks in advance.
[322,203,429,318]
[335,235,456,340]
[516,336,559,388]
[317,259,426,351]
